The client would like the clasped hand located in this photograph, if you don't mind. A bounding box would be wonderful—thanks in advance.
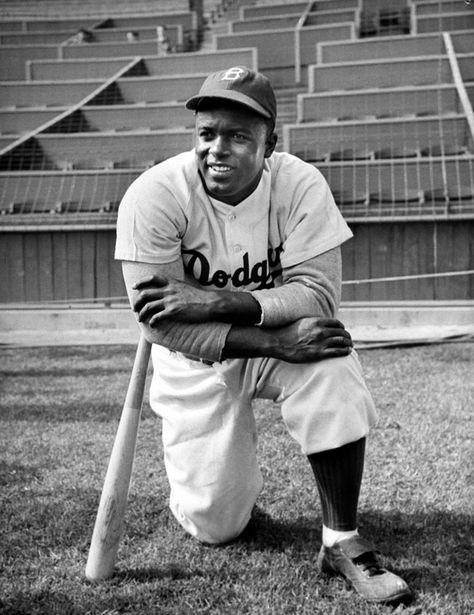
[132,273,354,363]
[132,274,216,325]
[271,317,353,363]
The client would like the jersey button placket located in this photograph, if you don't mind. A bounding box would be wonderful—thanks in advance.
[226,213,239,253]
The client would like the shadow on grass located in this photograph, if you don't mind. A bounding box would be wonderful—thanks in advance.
[112,562,203,583]
[238,506,473,594]
[0,591,80,615]
[1,488,472,614]
[0,459,43,486]
[1,344,154,423]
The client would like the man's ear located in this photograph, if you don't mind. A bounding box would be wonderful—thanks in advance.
[265,132,278,158]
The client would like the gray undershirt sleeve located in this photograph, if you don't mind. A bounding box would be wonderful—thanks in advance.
[250,248,342,327]
[141,319,232,363]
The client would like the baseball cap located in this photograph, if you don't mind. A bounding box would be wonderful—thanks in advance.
[185,66,277,124]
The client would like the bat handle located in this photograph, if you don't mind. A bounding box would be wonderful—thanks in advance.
[85,333,151,581]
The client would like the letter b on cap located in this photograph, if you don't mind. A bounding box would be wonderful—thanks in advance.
[222,67,245,81]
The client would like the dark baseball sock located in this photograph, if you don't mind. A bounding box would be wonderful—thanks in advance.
[307,437,366,531]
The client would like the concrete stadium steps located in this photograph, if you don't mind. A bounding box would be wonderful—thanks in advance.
[30,129,193,170]
[0,0,472,220]
[0,24,183,47]
[0,45,259,134]
[0,0,191,18]
[0,135,17,149]
[229,8,358,33]
[230,14,302,33]
[307,53,474,92]
[0,31,77,44]
[0,9,201,80]
[0,108,68,136]
[239,2,309,19]
[416,11,474,34]
[114,73,212,105]
[0,78,106,108]
[414,0,471,15]
[283,114,473,162]
[317,30,473,64]
[296,83,474,123]
[27,47,257,81]
[215,22,355,88]
[79,103,194,131]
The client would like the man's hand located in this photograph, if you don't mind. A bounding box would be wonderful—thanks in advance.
[132,274,218,325]
[270,317,353,363]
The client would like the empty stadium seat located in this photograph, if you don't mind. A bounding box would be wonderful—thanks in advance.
[283,115,471,163]
[35,129,194,169]
[297,84,463,123]
[416,11,474,34]
[317,30,474,63]
[0,169,139,214]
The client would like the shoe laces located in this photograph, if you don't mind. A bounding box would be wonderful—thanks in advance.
[354,553,385,577]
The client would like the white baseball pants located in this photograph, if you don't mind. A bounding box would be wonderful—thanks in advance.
[149,346,378,545]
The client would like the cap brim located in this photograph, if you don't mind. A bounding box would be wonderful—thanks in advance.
[185,89,272,119]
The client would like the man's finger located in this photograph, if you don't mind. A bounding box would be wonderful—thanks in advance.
[321,327,353,341]
[133,289,165,314]
[136,300,165,323]
[323,346,353,357]
[331,336,353,347]
[316,318,346,329]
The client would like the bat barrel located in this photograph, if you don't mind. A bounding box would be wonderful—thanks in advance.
[85,333,151,581]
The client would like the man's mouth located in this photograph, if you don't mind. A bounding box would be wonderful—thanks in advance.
[207,163,232,175]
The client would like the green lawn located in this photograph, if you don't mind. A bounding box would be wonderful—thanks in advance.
[1,342,473,615]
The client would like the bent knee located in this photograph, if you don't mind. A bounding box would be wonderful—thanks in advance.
[308,351,367,389]
[169,483,260,545]
[196,519,248,545]
[171,500,252,545]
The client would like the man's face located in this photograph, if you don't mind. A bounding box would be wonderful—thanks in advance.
[195,104,276,206]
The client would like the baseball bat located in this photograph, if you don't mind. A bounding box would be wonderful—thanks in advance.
[85,333,152,581]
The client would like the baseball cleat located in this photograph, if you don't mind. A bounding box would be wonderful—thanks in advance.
[317,535,413,604]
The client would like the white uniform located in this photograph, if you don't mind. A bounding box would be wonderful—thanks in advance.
[115,149,378,544]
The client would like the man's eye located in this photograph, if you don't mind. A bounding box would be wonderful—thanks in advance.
[199,131,213,139]
[233,133,247,141]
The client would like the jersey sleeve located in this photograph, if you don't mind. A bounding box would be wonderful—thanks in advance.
[277,158,353,269]
[114,168,187,265]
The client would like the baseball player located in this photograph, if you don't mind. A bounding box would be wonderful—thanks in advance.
[115,66,412,605]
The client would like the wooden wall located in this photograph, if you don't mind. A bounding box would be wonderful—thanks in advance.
[0,229,124,303]
[1,220,473,304]
[342,220,474,301]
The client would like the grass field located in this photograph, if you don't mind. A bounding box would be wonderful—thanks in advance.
[1,342,473,615]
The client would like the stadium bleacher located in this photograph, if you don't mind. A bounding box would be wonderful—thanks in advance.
[0,0,473,304]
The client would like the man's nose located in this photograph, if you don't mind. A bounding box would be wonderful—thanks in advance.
[210,135,229,156]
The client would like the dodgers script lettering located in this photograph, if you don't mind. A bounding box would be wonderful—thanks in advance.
[182,245,283,290]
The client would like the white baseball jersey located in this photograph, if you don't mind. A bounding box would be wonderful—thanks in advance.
[115,149,352,294]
